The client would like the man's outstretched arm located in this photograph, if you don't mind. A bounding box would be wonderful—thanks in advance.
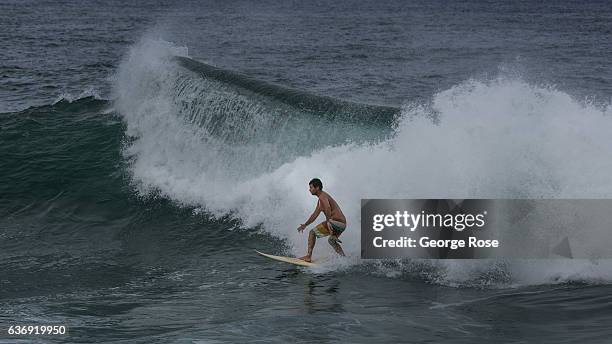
[298,201,321,232]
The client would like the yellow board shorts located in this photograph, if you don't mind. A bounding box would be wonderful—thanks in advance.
[313,220,346,238]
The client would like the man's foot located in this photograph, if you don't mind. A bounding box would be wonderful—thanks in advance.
[298,255,312,262]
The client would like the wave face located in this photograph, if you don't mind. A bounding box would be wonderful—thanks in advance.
[114,39,612,287]
[174,56,400,125]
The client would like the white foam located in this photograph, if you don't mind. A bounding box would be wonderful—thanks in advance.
[114,38,612,286]
[53,86,102,104]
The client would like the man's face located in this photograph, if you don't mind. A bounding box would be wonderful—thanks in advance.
[309,184,318,195]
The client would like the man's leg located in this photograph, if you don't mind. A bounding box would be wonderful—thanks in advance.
[298,230,317,262]
[299,222,329,262]
[306,229,317,259]
[328,235,345,256]
[327,220,346,256]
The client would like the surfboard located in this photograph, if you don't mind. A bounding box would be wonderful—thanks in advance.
[255,250,318,267]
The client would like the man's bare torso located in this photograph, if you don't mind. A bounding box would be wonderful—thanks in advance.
[319,191,346,224]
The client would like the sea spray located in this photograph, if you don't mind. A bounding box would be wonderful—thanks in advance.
[114,38,612,287]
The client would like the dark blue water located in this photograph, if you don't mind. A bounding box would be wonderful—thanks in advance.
[2,1,612,343]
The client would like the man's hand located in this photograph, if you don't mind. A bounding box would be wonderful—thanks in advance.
[297,224,306,233]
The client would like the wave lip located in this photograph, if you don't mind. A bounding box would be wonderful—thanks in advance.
[174,56,400,126]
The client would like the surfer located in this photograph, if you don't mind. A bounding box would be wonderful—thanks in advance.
[298,178,346,262]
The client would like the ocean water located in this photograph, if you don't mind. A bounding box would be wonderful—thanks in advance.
[2,0,612,343]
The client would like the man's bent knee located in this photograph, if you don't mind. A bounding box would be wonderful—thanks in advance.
[328,236,340,246]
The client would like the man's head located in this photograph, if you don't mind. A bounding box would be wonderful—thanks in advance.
[309,178,323,195]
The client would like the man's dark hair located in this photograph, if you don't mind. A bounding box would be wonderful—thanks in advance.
[309,178,323,190]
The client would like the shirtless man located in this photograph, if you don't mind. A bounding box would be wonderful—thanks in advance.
[298,178,346,262]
